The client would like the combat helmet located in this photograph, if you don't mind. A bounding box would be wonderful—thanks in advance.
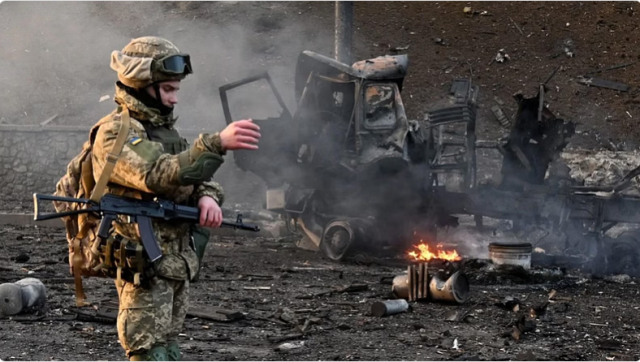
[110,36,193,89]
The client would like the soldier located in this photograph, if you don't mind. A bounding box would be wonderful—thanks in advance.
[97,36,260,360]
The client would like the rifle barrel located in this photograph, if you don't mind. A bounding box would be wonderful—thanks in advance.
[221,221,260,232]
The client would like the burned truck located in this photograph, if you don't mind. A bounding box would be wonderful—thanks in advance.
[220,51,437,260]
[220,50,640,272]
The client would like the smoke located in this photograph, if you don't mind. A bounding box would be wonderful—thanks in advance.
[0,1,333,205]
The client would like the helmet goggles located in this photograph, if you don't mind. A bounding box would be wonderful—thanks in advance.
[156,54,193,75]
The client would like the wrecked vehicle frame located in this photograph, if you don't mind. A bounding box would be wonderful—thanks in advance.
[219,50,640,272]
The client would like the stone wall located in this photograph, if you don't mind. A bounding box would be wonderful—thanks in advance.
[0,125,84,210]
[0,125,266,211]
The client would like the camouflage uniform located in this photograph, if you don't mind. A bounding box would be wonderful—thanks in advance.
[93,37,226,361]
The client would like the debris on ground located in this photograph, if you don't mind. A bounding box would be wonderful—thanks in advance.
[1,225,640,360]
[0,277,47,316]
[370,299,409,317]
[275,341,305,352]
[491,105,512,128]
[562,38,575,58]
[433,38,447,46]
[577,77,630,92]
[494,49,510,63]
[603,274,632,284]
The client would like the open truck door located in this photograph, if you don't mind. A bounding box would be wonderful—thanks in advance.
[219,72,300,188]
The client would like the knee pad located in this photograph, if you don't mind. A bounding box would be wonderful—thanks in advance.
[178,152,224,185]
[167,341,181,361]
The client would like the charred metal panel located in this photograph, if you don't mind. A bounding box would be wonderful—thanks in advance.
[363,84,397,130]
[425,79,479,191]
[351,54,409,80]
[295,51,409,103]
[218,73,299,188]
[434,187,640,226]
[295,51,354,102]
[499,90,575,190]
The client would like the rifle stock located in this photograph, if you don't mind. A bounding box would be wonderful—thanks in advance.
[33,193,97,221]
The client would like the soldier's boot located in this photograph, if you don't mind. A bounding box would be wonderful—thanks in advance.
[129,345,169,361]
[167,341,181,361]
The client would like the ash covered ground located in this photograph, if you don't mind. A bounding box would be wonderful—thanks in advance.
[1,223,640,361]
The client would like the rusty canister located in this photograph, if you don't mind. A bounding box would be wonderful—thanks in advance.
[428,271,469,304]
[371,299,409,317]
[391,274,409,299]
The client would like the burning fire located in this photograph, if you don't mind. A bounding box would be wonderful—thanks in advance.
[408,242,461,262]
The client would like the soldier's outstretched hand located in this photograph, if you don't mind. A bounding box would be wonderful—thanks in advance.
[220,119,261,151]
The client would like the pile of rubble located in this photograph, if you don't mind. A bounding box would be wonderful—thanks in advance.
[560,149,640,194]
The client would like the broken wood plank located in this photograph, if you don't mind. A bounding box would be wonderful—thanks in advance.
[243,286,271,291]
[12,314,77,323]
[267,333,304,344]
[187,305,244,322]
[510,144,533,171]
[77,311,117,324]
[304,284,330,288]
[509,17,523,35]
[577,77,630,92]
[291,266,334,271]
[586,62,636,76]
[550,296,573,302]
[296,284,369,299]
[296,290,333,299]
[293,309,316,314]
[543,66,560,85]
[97,300,245,323]
[238,274,274,280]
[199,278,234,282]
[324,301,359,307]
[336,284,369,293]
[192,335,231,342]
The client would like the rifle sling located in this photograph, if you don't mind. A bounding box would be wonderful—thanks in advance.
[73,107,131,307]
[90,107,131,202]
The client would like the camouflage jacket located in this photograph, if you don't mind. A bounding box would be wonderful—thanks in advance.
[90,84,225,281]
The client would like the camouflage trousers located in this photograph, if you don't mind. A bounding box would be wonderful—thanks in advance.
[115,276,190,357]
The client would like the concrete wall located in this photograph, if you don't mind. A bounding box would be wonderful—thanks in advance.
[0,125,266,211]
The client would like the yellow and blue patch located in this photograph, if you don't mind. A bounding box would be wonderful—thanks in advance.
[130,137,143,146]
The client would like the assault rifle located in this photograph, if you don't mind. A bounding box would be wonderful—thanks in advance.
[33,193,260,263]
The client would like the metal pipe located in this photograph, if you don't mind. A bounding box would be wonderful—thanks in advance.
[335,1,354,64]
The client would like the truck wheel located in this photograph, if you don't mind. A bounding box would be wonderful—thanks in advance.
[320,220,356,261]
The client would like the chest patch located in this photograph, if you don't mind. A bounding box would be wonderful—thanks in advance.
[130,137,143,146]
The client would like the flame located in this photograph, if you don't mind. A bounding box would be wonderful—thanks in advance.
[408,242,461,262]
